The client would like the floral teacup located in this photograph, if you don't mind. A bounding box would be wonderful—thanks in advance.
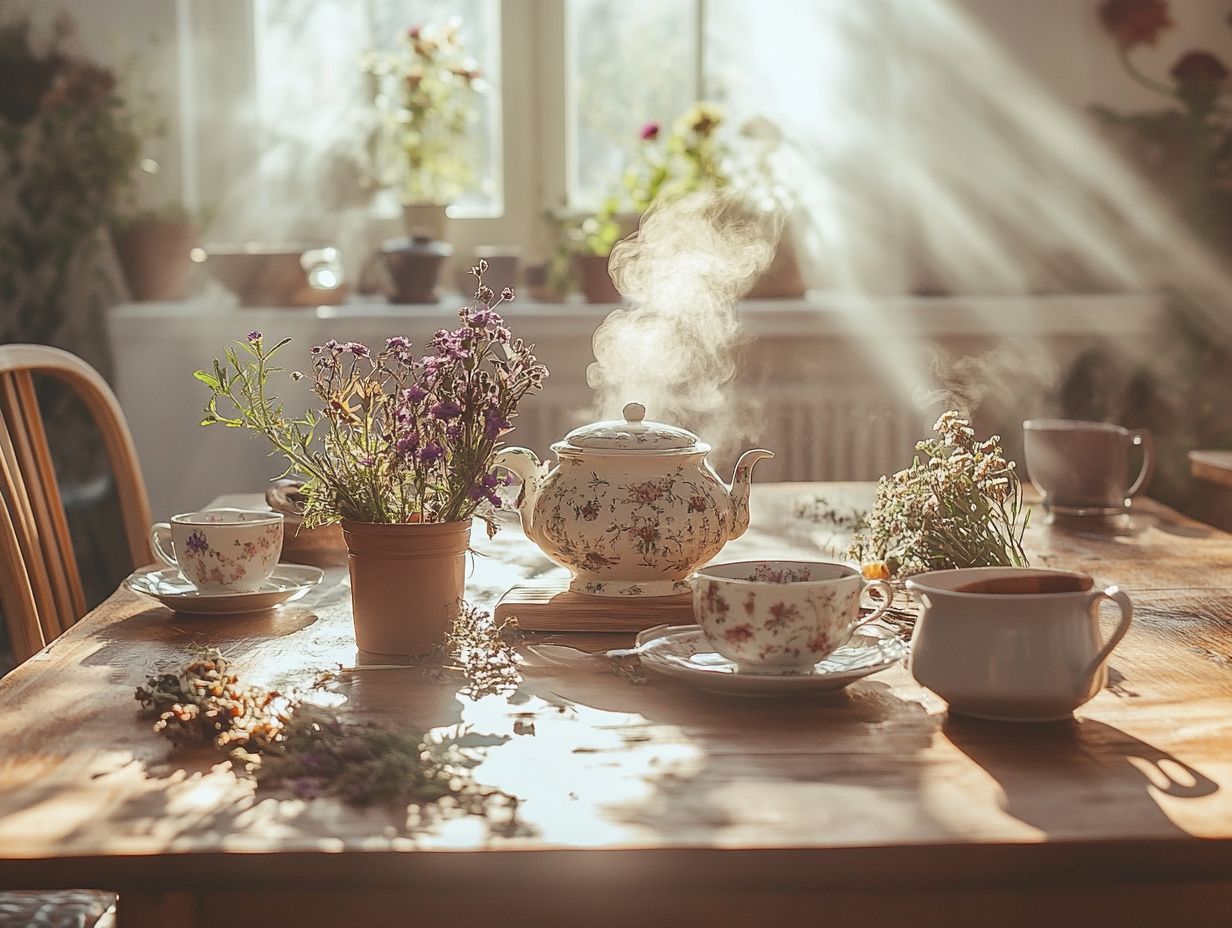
[150,509,284,593]
[690,560,895,674]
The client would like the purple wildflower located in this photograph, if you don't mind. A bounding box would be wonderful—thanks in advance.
[324,339,341,351]
[483,407,511,440]
[418,441,445,465]
[246,330,262,343]
[185,531,209,554]
[430,400,462,420]
[385,336,411,351]
[346,342,370,358]
[405,384,427,404]
[500,287,515,302]
[291,777,322,800]
[395,432,419,457]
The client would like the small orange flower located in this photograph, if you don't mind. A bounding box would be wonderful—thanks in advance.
[862,561,891,581]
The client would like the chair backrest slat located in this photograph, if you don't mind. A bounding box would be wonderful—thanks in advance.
[0,405,62,639]
[0,497,44,660]
[0,346,152,665]
[0,372,85,634]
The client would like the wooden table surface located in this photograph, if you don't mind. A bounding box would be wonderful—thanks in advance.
[2,483,1232,927]
[1190,449,1232,489]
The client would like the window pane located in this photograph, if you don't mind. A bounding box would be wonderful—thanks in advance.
[568,0,698,208]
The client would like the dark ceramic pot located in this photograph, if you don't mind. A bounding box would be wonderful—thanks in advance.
[383,236,453,304]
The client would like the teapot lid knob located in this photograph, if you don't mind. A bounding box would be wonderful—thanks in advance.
[623,402,646,423]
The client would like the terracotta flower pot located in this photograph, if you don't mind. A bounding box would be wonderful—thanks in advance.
[576,253,622,303]
[113,217,197,301]
[341,519,471,659]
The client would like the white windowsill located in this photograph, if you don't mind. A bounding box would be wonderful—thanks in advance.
[110,290,1164,340]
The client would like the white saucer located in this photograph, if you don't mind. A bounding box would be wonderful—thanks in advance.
[635,623,908,697]
[125,564,324,615]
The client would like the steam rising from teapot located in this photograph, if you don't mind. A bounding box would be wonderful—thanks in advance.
[587,193,781,450]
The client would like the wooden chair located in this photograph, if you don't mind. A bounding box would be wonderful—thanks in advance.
[0,344,152,664]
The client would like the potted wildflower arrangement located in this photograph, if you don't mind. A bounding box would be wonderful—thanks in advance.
[363,21,484,239]
[196,264,547,657]
[553,102,729,302]
[363,21,486,302]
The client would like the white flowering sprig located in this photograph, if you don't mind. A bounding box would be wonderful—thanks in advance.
[849,412,1030,579]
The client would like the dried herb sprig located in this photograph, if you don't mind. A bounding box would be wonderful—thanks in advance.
[442,601,521,698]
[136,648,518,816]
[793,496,869,532]
[848,411,1030,579]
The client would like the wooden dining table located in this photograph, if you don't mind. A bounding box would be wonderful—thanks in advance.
[1,482,1231,927]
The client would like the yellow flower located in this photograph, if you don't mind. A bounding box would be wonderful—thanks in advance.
[862,561,891,581]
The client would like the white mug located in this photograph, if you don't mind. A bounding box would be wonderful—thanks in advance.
[691,560,895,674]
[906,567,1133,722]
[150,509,284,592]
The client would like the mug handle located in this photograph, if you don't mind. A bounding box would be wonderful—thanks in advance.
[149,523,178,567]
[1083,586,1133,683]
[854,579,895,627]
[1126,429,1155,498]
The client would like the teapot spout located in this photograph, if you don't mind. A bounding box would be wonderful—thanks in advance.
[494,447,546,534]
[727,449,774,540]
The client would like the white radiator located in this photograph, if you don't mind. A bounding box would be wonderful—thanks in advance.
[508,384,927,483]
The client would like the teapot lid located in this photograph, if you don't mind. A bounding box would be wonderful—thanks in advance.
[557,403,708,454]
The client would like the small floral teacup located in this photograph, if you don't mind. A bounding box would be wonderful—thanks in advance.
[690,560,895,674]
[150,509,284,593]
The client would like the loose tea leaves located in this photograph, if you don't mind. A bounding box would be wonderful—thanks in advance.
[136,647,519,816]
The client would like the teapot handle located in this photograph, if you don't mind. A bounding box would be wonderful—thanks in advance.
[1083,586,1133,683]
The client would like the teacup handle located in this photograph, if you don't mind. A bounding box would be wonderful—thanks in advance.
[149,523,178,568]
[1126,429,1155,498]
[1084,586,1133,683]
[855,579,896,627]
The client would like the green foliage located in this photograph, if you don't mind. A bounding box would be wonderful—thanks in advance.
[548,102,732,293]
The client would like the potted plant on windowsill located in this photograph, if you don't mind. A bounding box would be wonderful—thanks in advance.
[363,22,485,303]
[553,103,804,302]
[196,263,547,658]
[112,202,199,301]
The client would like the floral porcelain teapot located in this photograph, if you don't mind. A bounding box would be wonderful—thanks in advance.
[495,403,773,597]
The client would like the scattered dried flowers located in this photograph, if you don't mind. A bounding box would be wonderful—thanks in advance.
[135,647,518,817]
[195,264,547,530]
[793,496,869,532]
[441,601,521,698]
[848,412,1030,579]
